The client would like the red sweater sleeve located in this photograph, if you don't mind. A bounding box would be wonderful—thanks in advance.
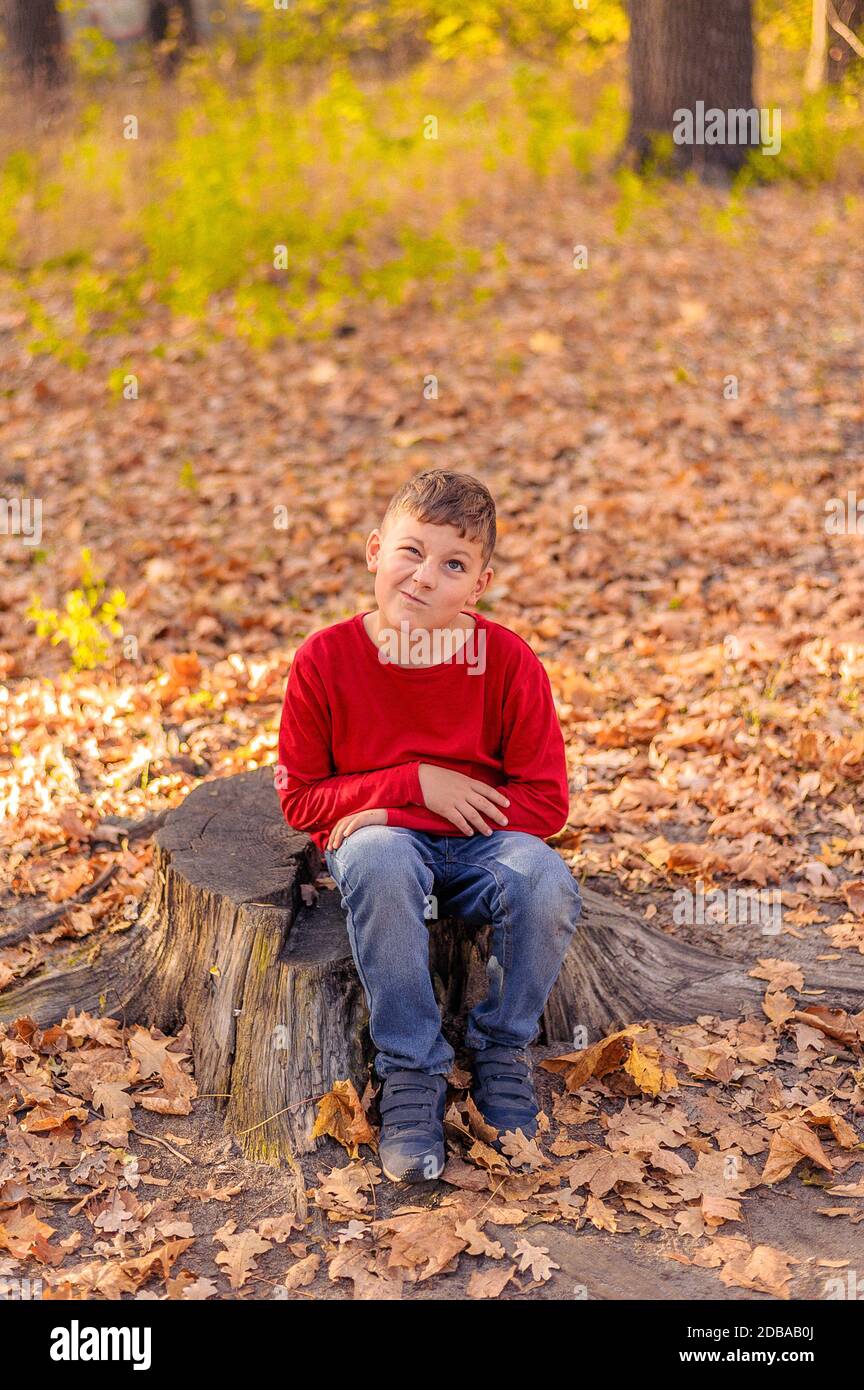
[495,646,570,838]
[276,646,424,833]
[387,641,570,841]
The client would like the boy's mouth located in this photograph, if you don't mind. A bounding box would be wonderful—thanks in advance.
[399,590,428,606]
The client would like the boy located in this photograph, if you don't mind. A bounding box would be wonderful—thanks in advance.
[276,469,583,1182]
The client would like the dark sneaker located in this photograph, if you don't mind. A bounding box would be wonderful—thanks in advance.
[377,1070,448,1183]
[469,1044,539,1142]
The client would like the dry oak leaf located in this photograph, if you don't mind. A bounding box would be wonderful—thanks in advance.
[467,1137,511,1174]
[498,1128,548,1170]
[213,1220,273,1289]
[541,1026,640,1088]
[92,1189,142,1234]
[0,1208,57,1260]
[513,1238,559,1282]
[281,1253,321,1290]
[825,1178,864,1197]
[187,1180,245,1203]
[42,1262,139,1300]
[379,1211,468,1281]
[311,1077,377,1159]
[688,1235,749,1271]
[453,1218,506,1259]
[541,1027,677,1097]
[127,1024,197,1113]
[824,920,864,953]
[719,1244,798,1299]
[19,1098,88,1133]
[63,1011,124,1047]
[483,1204,529,1226]
[760,1120,835,1185]
[154,1219,195,1240]
[750,958,805,992]
[26,1021,69,1055]
[567,1148,645,1197]
[127,1024,185,1081]
[604,1103,690,1155]
[313,1162,380,1218]
[762,990,797,1026]
[798,1100,859,1148]
[48,860,92,901]
[843,880,864,916]
[467,1263,517,1299]
[458,1092,500,1145]
[327,1243,405,1300]
[790,1004,864,1048]
[700,1192,743,1228]
[437,1154,490,1190]
[256,1212,305,1243]
[584,1193,618,1231]
[135,1076,196,1115]
[159,651,202,703]
[91,1080,135,1120]
[121,1238,196,1286]
[168,1272,219,1300]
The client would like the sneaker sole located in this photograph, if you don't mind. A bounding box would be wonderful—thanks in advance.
[380,1152,445,1183]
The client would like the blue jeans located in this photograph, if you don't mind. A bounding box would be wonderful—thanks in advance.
[324,826,583,1080]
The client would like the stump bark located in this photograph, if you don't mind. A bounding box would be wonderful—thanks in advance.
[2,766,863,1166]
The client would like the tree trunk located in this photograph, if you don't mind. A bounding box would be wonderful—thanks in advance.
[627,0,756,178]
[4,0,66,87]
[3,767,863,1168]
[147,0,199,73]
[805,0,829,91]
[827,0,864,81]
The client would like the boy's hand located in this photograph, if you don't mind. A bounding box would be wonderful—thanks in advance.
[418,763,510,837]
[326,808,388,851]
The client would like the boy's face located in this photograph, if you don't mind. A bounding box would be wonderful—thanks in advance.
[366,512,493,629]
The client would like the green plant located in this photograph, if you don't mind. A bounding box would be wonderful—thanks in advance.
[26,547,126,670]
[0,151,36,267]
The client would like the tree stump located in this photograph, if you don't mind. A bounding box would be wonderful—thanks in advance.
[2,766,863,1166]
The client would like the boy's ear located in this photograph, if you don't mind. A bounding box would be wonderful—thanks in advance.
[470,565,493,602]
[365,527,382,570]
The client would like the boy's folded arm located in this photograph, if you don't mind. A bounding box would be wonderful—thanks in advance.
[495,647,571,840]
[278,763,424,832]
[275,648,424,832]
[372,650,571,841]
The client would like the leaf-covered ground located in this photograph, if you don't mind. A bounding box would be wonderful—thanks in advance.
[1,175,863,1300]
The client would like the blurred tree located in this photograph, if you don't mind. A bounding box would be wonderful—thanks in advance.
[826,0,864,80]
[3,0,67,86]
[147,0,199,73]
[805,0,828,90]
[806,0,864,88]
[627,0,756,177]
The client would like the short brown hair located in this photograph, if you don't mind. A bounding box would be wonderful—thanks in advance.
[381,469,496,571]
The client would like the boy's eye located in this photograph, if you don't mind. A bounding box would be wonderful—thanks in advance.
[403,545,464,571]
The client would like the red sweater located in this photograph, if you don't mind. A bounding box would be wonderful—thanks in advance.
[275,610,570,853]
